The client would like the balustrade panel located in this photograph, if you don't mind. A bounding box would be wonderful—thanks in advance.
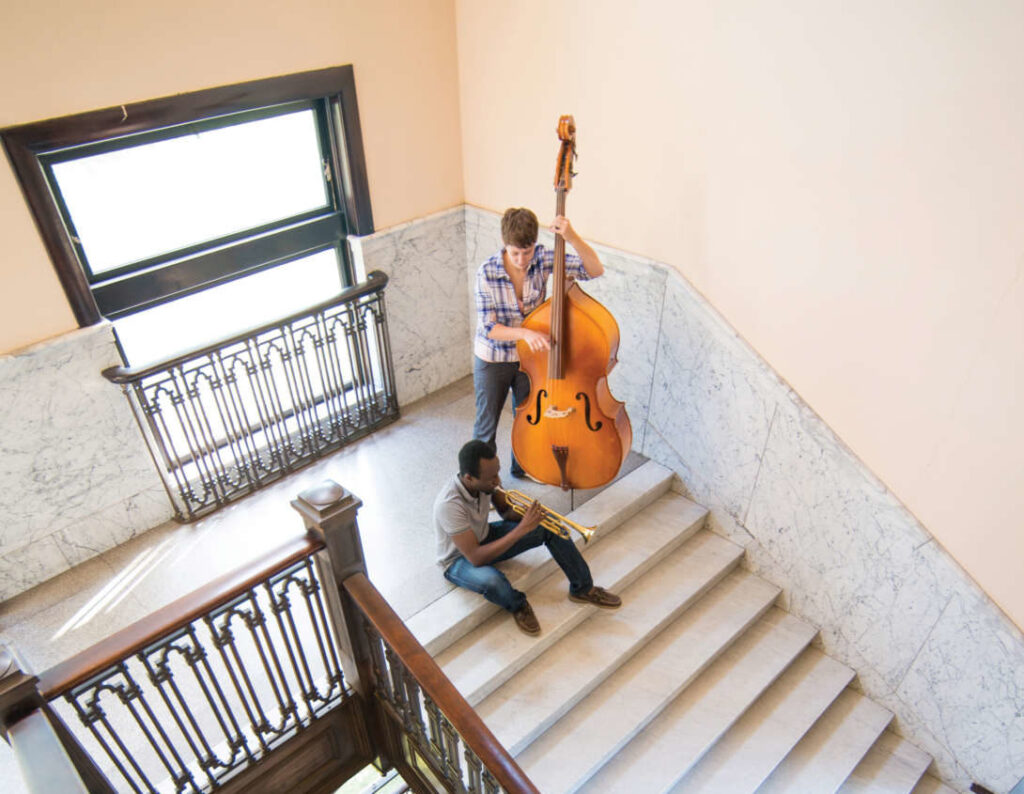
[108,273,398,521]
[48,553,349,793]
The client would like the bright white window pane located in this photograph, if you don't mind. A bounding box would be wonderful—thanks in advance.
[52,109,328,274]
[114,249,343,365]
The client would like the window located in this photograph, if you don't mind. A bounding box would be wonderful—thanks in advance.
[2,66,373,364]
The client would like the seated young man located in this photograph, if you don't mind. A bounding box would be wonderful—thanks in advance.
[434,439,620,635]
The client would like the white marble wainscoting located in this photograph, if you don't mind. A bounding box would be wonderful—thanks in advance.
[643,259,1024,791]
[0,324,171,601]
[462,204,1023,791]
[351,206,472,406]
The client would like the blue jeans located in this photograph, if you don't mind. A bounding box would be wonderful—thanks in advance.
[472,357,530,475]
[443,520,594,612]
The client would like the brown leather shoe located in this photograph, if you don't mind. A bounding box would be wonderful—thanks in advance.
[569,586,622,609]
[513,601,540,635]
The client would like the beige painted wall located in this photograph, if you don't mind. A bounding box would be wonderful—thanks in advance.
[456,1,1024,627]
[0,0,463,354]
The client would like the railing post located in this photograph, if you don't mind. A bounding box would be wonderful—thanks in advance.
[291,480,396,769]
[292,481,367,691]
[292,480,367,584]
[0,644,114,794]
[0,644,43,738]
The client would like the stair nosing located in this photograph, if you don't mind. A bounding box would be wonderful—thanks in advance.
[514,591,797,794]
[477,532,749,755]
[575,609,819,794]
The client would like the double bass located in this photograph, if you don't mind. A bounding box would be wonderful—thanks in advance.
[511,116,631,490]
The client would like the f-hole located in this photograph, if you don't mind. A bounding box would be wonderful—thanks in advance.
[575,392,603,431]
[527,389,548,425]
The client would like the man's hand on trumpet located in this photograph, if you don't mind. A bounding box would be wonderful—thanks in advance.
[515,498,544,533]
[494,482,543,532]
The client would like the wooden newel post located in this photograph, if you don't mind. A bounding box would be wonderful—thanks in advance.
[292,480,368,690]
[291,480,394,769]
[0,644,44,739]
[0,644,113,793]
[292,480,367,583]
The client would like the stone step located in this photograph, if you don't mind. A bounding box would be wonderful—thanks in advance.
[436,491,707,705]
[477,530,749,754]
[910,775,959,794]
[514,593,803,794]
[836,730,933,794]
[576,609,818,794]
[669,647,856,793]
[755,688,894,794]
[407,459,676,655]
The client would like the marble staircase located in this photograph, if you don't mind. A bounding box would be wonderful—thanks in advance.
[408,461,959,794]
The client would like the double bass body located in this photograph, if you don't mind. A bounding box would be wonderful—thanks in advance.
[512,281,632,490]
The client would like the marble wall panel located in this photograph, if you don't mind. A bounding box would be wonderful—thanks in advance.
[463,206,502,276]
[894,586,1024,790]
[646,273,777,522]
[582,245,667,452]
[642,259,1024,790]
[462,207,502,362]
[53,484,171,570]
[745,395,958,691]
[355,208,472,405]
[0,534,71,603]
[0,324,166,551]
[0,324,172,601]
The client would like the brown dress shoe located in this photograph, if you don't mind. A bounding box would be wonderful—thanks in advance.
[513,601,541,635]
[569,586,622,609]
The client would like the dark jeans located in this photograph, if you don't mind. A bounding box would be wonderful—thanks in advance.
[472,356,530,474]
[443,520,593,612]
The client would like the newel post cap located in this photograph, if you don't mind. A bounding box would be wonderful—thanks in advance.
[292,480,363,527]
[291,479,367,583]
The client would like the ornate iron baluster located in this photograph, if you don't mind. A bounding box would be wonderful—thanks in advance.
[440,720,466,794]
[464,748,483,794]
[104,275,398,517]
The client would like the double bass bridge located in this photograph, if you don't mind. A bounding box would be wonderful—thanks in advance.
[543,404,576,419]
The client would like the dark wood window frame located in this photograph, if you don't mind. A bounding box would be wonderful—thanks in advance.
[1,65,374,326]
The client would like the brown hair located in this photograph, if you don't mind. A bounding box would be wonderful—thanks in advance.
[501,208,538,249]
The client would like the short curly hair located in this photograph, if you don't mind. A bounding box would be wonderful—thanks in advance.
[458,439,496,478]
[501,208,538,249]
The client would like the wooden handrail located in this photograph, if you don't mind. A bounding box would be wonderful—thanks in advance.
[102,270,390,382]
[343,572,540,794]
[39,533,325,698]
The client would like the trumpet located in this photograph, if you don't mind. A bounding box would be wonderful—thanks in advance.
[495,487,595,543]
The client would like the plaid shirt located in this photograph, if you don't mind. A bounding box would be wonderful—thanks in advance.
[473,243,591,362]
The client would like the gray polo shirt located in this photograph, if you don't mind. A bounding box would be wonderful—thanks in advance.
[434,473,492,566]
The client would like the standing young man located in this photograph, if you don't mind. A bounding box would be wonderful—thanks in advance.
[472,207,604,477]
[434,440,621,635]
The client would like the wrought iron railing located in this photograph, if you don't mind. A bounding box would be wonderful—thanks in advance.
[37,536,351,794]
[104,270,399,521]
[344,573,539,794]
